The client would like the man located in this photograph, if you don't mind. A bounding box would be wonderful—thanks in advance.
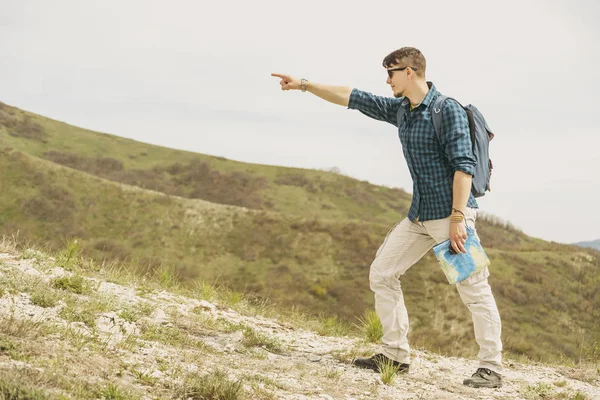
[271,47,503,388]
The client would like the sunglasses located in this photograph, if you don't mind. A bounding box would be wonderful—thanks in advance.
[387,66,418,78]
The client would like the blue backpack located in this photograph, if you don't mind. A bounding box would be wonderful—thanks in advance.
[398,95,495,198]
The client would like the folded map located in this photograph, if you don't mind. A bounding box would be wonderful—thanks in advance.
[432,227,491,284]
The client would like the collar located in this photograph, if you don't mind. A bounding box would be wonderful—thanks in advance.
[401,81,437,109]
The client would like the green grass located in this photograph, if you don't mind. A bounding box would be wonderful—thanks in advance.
[242,327,283,354]
[314,314,353,337]
[178,370,243,400]
[0,377,49,400]
[139,323,207,350]
[377,358,401,385]
[355,309,383,343]
[56,238,82,270]
[117,306,140,323]
[59,304,97,328]
[99,384,129,400]
[571,392,590,400]
[51,274,91,294]
[29,286,60,308]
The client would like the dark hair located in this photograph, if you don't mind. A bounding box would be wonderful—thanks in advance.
[382,47,426,78]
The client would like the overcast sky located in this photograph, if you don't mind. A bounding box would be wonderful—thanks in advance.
[1,0,599,244]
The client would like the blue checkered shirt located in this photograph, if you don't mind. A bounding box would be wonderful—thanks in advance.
[348,82,478,222]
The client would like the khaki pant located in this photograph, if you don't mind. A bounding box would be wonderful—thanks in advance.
[369,208,503,372]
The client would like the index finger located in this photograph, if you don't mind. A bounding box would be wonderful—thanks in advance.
[271,73,288,79]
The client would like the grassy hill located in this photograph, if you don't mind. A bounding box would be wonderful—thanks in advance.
[0,102,411,224]
[0,101,599,365]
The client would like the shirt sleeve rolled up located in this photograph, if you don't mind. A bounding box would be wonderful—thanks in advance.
[439,99,476,176]
[347,89,403,127]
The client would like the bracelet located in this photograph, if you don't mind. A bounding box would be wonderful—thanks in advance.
[300,78,308,92]
[452,208,466,218]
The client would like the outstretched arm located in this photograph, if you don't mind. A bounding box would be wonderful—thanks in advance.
[271,73,352,106]
[271,73,402,126]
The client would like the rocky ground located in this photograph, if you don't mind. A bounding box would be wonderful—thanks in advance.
[0,246,598,399]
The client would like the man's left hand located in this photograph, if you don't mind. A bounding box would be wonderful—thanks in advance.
[449,221,468,254]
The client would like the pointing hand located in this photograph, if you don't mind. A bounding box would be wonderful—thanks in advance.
[271,73,302,91]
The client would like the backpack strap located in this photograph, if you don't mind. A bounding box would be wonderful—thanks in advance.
[396,101,408,127]
[397,94,456,143]
[396,96,447,128]
[431,95,449,142]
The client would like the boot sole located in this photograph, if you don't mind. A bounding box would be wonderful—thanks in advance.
[352,363,409,374]
[463,381,502,388]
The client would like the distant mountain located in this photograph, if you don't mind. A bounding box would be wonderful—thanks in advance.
[574,239,600,251]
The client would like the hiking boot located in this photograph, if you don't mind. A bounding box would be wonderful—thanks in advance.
[352,353,410,373]
[463,368,502,388]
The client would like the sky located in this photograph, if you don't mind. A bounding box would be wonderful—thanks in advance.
[1,0,599,244]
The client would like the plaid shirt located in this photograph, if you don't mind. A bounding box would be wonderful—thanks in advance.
[348,82,478,222]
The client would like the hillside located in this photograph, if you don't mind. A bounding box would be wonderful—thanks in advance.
[0,243,598,399]
[0,101,599,367]
[0,101,412,224]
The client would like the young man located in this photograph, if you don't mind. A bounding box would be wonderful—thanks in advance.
[271,47,503,388]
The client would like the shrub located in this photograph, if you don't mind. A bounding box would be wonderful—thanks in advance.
[51,274,90,294]
[7,115,48,142]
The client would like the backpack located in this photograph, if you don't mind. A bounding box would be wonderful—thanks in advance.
[397,95,495,198]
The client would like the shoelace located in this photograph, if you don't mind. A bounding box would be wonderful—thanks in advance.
[474,368,492,378]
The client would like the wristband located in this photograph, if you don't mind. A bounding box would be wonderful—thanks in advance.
[452,208,466,218]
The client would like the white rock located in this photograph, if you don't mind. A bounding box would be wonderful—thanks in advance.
[224,343,236,353]
[151,308,169,324]
[197,299,216,311]
[47,267,67,278]
[95,311,139,349]
[150,370,164,379]
[15,261,42,276]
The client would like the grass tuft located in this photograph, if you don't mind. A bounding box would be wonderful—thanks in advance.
[315,314,352,337]
[118,306,139,323]
[178,370,243,400]
[51,274,90,294]
[0,314,48,339]
[99,383,128,400]
[21,248,45,261]
[140,323,206,350]
[29,286,60,308]
[355,309,383,343]
[56,238,82,270]
[59,305,96,328]
[377,358,400,386]
[0,377,49,399]
[571,392,589,400]
[520,382,555,399]
[242,327,283,354]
